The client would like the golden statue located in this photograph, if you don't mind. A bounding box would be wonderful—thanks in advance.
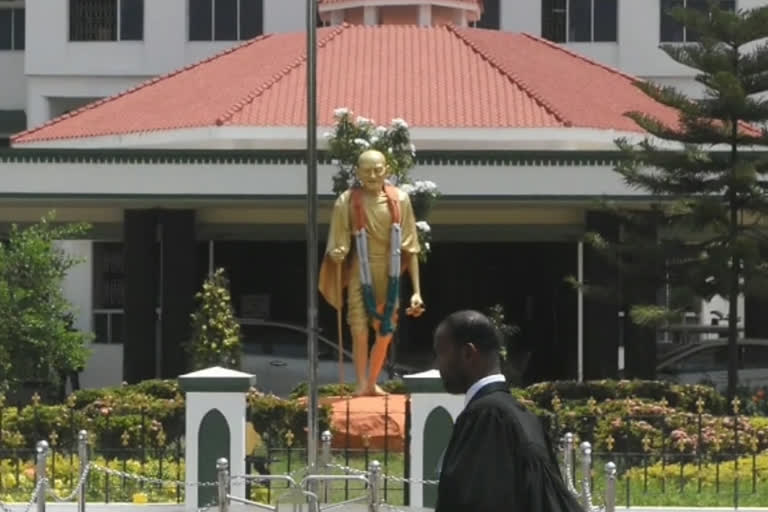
[319,149,425,396]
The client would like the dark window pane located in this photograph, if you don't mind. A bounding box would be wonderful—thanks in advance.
[686,0,709,41]
[660,0,684,42]
[593,0,617,42]
[93,313,109,344]
[476,0,500,29]
[542,0,567,42]
[239,0,263,40]
[719,0,735,11]
[70,0,118,41]
[0,10,11,50]
[568,0,591,42]
[189,0,212,40]
[13,9,24,50]
[120,0,143,40]
[214,0,238,40]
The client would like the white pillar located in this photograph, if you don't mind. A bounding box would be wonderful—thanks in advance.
[56,240,94,333]
[454,8,468,27]
[403,370,463,509]
[418,5,432,27]
[363,6,378,25]
[26,94,52,128]
[179,367,256,512]
[330,10,344,25]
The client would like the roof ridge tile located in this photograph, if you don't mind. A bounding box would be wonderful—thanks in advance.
[11,34,275,144]
[445,24,571,127]
[214,25,349,126]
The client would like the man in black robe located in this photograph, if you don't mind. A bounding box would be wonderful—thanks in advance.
[433,310,584,512]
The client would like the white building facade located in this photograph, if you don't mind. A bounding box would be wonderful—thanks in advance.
[4,0,768,137]
[1,0,765,388]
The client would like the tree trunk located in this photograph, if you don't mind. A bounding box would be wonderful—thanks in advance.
[727,262,739,404]
[727,120,740,405]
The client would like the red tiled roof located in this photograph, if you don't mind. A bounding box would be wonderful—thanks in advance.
[13,24,685,145]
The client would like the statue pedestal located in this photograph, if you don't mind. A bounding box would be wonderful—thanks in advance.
[179,366,256,511]
[403,370,463,509]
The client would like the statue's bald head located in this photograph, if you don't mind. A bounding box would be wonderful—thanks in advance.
[356,149,389,193]
[358,149,386,167]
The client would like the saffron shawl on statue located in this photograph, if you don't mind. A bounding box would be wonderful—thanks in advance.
[318,184,420,332]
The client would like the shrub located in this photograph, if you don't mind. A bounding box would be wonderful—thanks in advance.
[0,454,184,503]
[288,380,407,399]
[625,450,768,488]
[523,379,727,414]
[0,381,334,452]
[247,390,332,447]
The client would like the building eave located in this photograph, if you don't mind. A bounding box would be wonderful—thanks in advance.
[11,126,678,151]
[3,146,767,166]
[0,147,625,166]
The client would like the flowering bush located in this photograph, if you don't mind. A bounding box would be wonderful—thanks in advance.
[325,108,440,261]
[516,380,768,459]
[624,451,768,491]
[0,454,184,503]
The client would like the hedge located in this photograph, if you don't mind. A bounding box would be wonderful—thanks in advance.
[289,380,407,399]
[0,380,330,451]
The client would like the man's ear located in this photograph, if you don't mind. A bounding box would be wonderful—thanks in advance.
[462,342,479,359]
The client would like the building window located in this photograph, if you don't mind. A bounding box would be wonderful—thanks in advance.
[189,0,264,41]
[475,0,500,29]
[69,0,144,42]
[0,8,25,50]
[93,242,125,344]
[661,0,735,42]
[542,0,618,43]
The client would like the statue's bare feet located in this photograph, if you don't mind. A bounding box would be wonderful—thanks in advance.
[353,383,368,396]
[366,384,389,396]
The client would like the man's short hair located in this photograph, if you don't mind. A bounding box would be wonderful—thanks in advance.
[438,310,501,353]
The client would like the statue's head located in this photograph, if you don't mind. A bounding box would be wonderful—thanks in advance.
[356,149,388,193]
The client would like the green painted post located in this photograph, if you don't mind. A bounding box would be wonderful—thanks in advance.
[179,366,256,512]
[403,369,463,509]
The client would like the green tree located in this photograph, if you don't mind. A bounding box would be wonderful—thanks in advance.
[187,268,242,370]
[589,2,768,402]
[0,212,91,395]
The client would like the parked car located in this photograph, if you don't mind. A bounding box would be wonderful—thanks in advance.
[656,339,768,392]
[238,320,390,397]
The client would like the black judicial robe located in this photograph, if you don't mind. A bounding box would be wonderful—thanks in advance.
[436,382,584,512]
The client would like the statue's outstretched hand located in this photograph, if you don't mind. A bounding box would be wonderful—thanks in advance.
[329,248,346,263]
[406,293,425,317]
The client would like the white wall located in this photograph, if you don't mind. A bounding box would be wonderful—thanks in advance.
[57,240,94,332]
[25,0,301,78]
[500,0,539,33]
[263,0,305,33]
[0,52,26,110]
[79,343,124,389]
[26,75,148,126]
[500,0,768,84]
[23,0,299,127]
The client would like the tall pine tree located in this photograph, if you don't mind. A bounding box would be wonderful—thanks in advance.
[589,2,768,402]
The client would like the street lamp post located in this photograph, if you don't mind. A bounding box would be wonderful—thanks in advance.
[305,0,320,474]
